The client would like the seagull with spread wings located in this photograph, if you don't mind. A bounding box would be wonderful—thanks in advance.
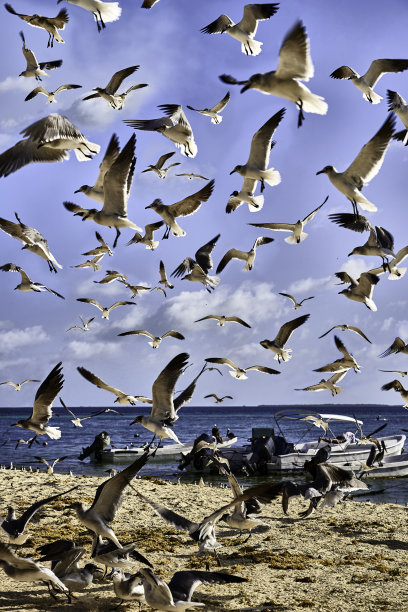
[118,329,185,348]
[59,397,122,427]
[336,270,380,311]
[141,151,180,178]
[278,293,314,309]
[295,371,348,397]
[5,3,69,47]
[94,269,127,284]
[171,235,220,292]
[368,245,408,281]
[314,335,360,374]
[18,31,62,80]
[249,196,327,243]
[318,324,371,343]
[227,177,264,213]
[74,133,120,202]
[230,108,285,192]
[205,357,280,380]
[57,0,121,32]
[379,369,408,377]
[316,114,395,214]
[76,298,135,319]
[145,179,215,239]
[126,221,164,250]
[187,91,230,124]
[124,104,198,157]
[159,260,174,290]
[25,83,81,103]
[260,314,310,362]
[379,337,408,358]
[330,59,408,104]
[83,66,147,109]
[117,280,150,298]
[64,133,142,247]
[381,380,408,408]
[83,232,113,257]
[204,394,233,404]
[388,89,408,144]
[0,378,39,391]
[216,236,273,273]
[70,450,151,548]
[77,366,146,406]
[201,3,279,56]
[220,21,327,126]
[11,362,63,441]
[195,314,251,328]
[72,253,105,272]
[0,263,64,298]
[34,455,67,474]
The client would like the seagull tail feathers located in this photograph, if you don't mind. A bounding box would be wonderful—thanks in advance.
[389,267,406,280]
[100,2,122,21]
[354,193,377,212]
[363,91,382,104]
[242,39,262,56]
[262,168,281,187]
[45,426,62,440]
[365,298,377,312]
[248,195,264,212]
[285,232,307,244]
[301,90,328,115]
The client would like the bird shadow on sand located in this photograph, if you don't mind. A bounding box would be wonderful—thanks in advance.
[357,537,408,551]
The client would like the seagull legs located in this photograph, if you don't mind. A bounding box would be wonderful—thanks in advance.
[296,100,305,128]
[162,226,170,240]
[113,228,121,248]
[27,435,39,449]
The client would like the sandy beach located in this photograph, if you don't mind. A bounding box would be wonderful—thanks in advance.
[0,468,407,611]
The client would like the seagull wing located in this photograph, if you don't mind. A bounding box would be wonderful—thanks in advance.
[195,233,220,273]
[157,104,192,131]
[59,397,76,419]
[156,151,176,169]
[328,212,372,233]
[356,272,379,297]
[216,249,248,273]
[382,379,405,393]
[5,4,32,21]
[318,325,338,338]
[0,543,39,570]
[205,357,239,371]
[274,314,310,345]
[245,365,281,374]
[24,87,49,101]
[171,257,195,278]
[364,59,408,88]
[103,134,136,216]
[77,367,124,398]
[94,133,121,191]
[30,363,63,426]
[328,371,348,384]
[278,292,297,306]
[195,315,219,323]
[105,66,139,94]
[248,222,295,232]
[167,179,215,218]
[334,335,351,358]
[246,109,285,169]
[76,298,104,311]
[303,196,328,224]
[240,3,280,36]
[123,116,174,131]
[211,91,231,112]
[330,65,359,80]
[109,301,136,311]
[379,337,406,358]
[162,331,185,340]
[118,330,155,339]
[138,492,198,535]
[275,20,314,81]
[54,84,82,95]
[200,14,234,35]
[347,326,372,343]
[0,139,68,178]
[151,353,189,422]
[144,221,164,239]
[225,316,251,328]
[0,217,26,243]
[20,114,84,144]
[344,114,395,185]
[9,486,78,536]
[63,201,89,219]
[169,571,246,603]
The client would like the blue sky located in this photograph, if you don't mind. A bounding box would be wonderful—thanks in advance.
[1,0,408,408]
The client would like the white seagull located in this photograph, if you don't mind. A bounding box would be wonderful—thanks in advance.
[124,104,198,157]
[141,151,180,178]
[5,4,69,47]
[59,397,122,427]
[336,270,380,311]
[278,292,314,309]
[379,337,408,358]
[368,245,408,281]
[118,329,185,348]
[216,236,274,272]
[201,3,279,56]
[82,231,113,257]
[388,89,408,144]
[220,21,328,127]
[77,366,146,406]
[25,83,81,103]
[205,357,280,380]
[227,177,264,214]
[94,269,127,284]
[66,316,95,332]
[187,91,230,124]
[0,379,39,391]
[83,66,147,110]
[117,280,151,298]
[18,31,62,80]
[330,59,408,104]
[72,254,105,272]
[74,133,120,203]
[126,221,164,250]
[295,371,348,397]
[57,0,121,32]
[260,314,310,362]
[314,335,360,374]
[0,263,64,298]
[159,260,174,290]
[316,114,395,213]
[171,234,220,292]
[195,314,251,328]
[318,324,371,343]
[76,297,135,319]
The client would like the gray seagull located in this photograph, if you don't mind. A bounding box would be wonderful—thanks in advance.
[260,313,310,362]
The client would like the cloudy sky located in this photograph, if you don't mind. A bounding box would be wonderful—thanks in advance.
[0,0,408,409]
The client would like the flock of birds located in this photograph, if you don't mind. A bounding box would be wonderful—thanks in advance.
[1,0,408,607]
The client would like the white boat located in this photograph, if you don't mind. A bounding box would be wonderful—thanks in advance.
[339,452,408,478]
[95,436,238,464]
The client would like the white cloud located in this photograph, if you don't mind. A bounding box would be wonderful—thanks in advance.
[0,325,49,354]
[75,278,125,297]
[67,340,120,359]
[381,317,394,332]
[0,357,31,371]
[0,76,32,94]
[287,275,332,294]
[397,320,408,339]
[337,258,370,280]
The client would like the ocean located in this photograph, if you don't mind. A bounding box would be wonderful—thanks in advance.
[1,403,407,505]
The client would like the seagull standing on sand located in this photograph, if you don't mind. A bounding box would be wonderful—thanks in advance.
[145,179,215,239]
[141,152,180,178]
[201,3,279,56]
[5,4,69,47]
[260,314,310,362]
[77,366,145,406]
[111,570,145,611]
[25,83,82,103]
[381,380,408,408]
[195,314,251,328]
[74,133,120,203]
[314,335,360,374]
[336,271,380,311]
[34,456,67,474]
[118,329,185,348]
[220,21,327,127]
[216,236,274,273]
[249,196,327,243]
[0,379,39,391]
[171,234,220,292]
[83,66,147,110]
[330,59,408,104]
[318,324,371,343]
[124,105,198,157]
[76,297,135,318]
[57,0,121,32]
[70,450,150,548]
[295,371,348,396]
[388,90,408,144]
[205,357,280,380]
[0,263,64,298]
[230,108,285,192]
[11,362,64,441]
[278,293,314,309]
[316,114,395,213]
[187,91,230,124]
[64,134,142,247]
[18,32,62,80]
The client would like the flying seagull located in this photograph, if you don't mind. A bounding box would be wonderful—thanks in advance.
[126,221,164,250]
[330,59,408,104]
[314,335,360,374]
[295,371,348,397]
[94,269,127,284]
[0,113,100,177]
[187,91,230,124]
[145,179,215,238]
[176,172,209,180]
[0,379,39,391]
[260,314,310,362]
[141,151,180,178]
[316,114,395,214]
[57,0,121,32]
[381,380,408,408]
[171,234,220,292]
[205,357,280,379]
[388,89,408,144]
[278,293,314,309]
[5,3,69,47]
[124,104,197,157]
[83,66,147,110]
[216,236,274,273]
[379,337,408,358]
[74,133,120,203]
[11,362,63,441]
[18,31,62,80]
[336,270,380,311]
[379,369,408,377]
[227,177,264,213]
[77,366,145,406]
[368,245,408,281]
[230,108,285,192]
[318,324,371,343]
[201,3,279,56]
[0,263,64,298]
[195,314,251,328]
[59,397,121,427]
[64,133,142,247]
[70,450,151,547]
[347,225,395,270]
[76,297,136,319]
[204,394,233,404]
[117,280,151,298]
[159,260,174,290]
[25,83,82,103]
[118,329,185,348]
[82,232,113,257]
[34,455,67,474]
[141,0,160,7]
[0,213,62,272]
[72,253,105,272]
[219,21,328,127]
[249,196,327,243]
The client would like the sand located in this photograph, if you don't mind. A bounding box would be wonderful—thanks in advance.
[0,468,407,611]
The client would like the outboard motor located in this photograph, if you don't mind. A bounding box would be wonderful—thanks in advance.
[178,433,215,471]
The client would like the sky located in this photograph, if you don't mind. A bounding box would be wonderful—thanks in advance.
[0,0,408,409]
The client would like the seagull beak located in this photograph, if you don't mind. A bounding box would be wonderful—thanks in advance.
[10,423,17,426]
[145,204,152,209]
[74,188,82,193]
[316,169,324,175]
[229,169,237,175]
[240,84,250,93]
